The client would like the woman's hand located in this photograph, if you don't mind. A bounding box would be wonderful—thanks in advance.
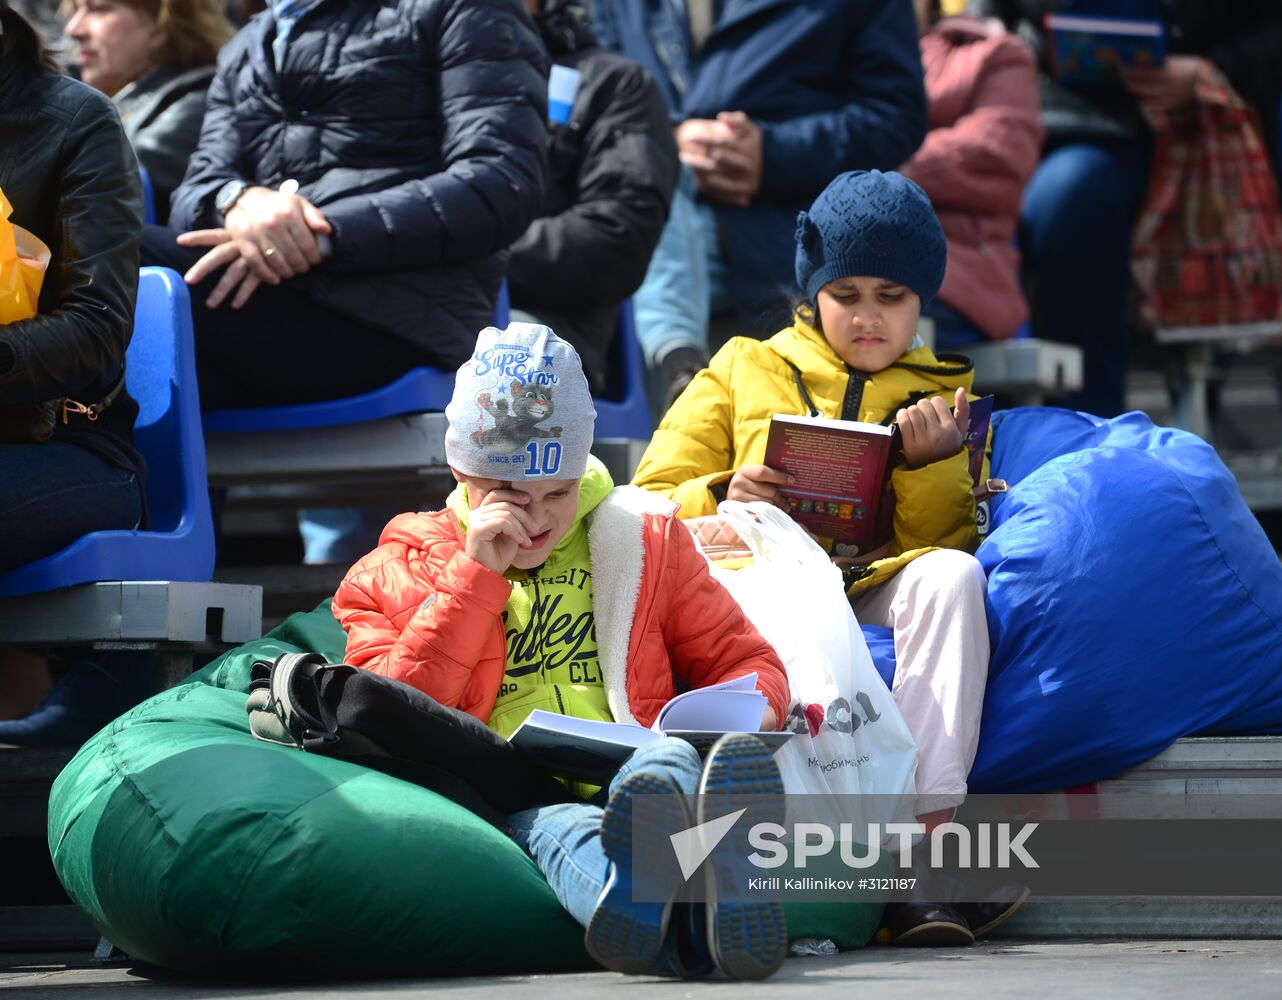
[898,388,969,469]
[760,704,778,732]
[176,187,332,308]
[1122,55,1206,113]
[726,464,791,507]
[465,487,535,576]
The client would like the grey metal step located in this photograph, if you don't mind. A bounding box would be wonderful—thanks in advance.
[0,581,262,647]
[1099,736,1282,795]
[1001,738,1282,937]
[967,339,1085,404]
[1003,897,1282,939]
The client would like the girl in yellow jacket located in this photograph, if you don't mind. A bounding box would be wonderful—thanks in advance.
[634,170,1010,947]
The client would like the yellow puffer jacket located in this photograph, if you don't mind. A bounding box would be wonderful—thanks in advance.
[632,317,988,596]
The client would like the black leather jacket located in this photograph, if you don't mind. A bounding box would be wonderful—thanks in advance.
[0,56,146,477]
[114,63,215,226]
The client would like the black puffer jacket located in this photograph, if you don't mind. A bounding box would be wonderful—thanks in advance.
[506,0,678,391]
[0,56,145,478]
[170,0,549,369]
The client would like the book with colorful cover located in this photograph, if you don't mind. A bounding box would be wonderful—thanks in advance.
[763,396,996,558]
[763,412,901,558]
[508,673,792,783]
[1044,13,1166,89]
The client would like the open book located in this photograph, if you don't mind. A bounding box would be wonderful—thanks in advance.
[1045,13,1166,89]
[508,673,792,783]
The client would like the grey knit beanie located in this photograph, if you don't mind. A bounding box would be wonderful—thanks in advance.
[795,170,947,306]
[444,323,596,481]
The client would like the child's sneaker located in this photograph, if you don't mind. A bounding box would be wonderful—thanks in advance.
[586,769,695,976]
[697,733,789,980]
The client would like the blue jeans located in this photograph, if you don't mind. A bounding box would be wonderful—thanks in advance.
[1020,138,1152,417]
[0,442,143,572]
[633,168,733,368]
[297,506,397,565]
[507,738,702,927]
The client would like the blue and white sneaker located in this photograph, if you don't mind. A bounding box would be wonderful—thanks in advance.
[698,733,789,980]
[586,769,696,976]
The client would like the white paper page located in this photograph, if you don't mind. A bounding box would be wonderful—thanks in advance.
[654,674,767,733]
[517,709,657,749]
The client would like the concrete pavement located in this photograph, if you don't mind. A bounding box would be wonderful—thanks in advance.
[5,940,1282,999]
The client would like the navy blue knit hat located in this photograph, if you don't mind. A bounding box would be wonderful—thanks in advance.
[795,170,947,306]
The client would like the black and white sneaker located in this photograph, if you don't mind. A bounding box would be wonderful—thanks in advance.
[697,733,789,980]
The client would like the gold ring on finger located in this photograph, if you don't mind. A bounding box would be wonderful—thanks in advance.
[263,247,276,257]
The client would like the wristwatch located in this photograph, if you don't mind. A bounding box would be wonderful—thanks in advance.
[214,179,248,220]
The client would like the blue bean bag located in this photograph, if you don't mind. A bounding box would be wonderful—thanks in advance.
[861,407,1282,791]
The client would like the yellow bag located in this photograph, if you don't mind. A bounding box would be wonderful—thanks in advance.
[0,185,61,443]
[1,185,51,325]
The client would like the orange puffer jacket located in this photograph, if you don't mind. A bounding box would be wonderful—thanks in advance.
[333,484,790,729]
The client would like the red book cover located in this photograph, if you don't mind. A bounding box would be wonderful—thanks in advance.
[762,413,901,557]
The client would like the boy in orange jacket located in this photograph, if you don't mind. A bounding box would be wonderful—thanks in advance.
[334,322,791,979]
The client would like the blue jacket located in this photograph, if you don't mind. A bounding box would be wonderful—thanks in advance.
[589,0,927,332]
[170,0,549,369]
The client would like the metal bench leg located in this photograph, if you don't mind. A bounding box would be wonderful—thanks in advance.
[1171,343,1215,441]
[152,651,194,691]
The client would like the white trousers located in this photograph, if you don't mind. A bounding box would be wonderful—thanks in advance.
[852,549,990,814]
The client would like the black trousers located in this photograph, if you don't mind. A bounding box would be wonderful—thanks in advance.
[250,655,574,826]
[140,225,426,410]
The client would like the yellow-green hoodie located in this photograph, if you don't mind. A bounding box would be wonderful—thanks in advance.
[631,318,987,596]
[446,458,615,740]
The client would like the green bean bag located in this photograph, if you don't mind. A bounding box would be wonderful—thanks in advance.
[48,602,880,978]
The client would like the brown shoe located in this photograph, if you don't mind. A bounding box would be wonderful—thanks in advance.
[884,902,974,947]
[956,887,1031,939]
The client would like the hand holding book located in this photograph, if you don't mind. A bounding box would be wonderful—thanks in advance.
[726,463,792,509]
[1119,55,1203,114]
[760,394,994,557]
[896,387,969,469]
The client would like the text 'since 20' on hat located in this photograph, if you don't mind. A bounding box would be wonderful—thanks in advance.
[445,322,596,481]
[795,169,947,306]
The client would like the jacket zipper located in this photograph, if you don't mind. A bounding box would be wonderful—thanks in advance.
[842,368,869,420]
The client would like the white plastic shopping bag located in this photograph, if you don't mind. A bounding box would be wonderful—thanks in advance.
[700,501,918,812]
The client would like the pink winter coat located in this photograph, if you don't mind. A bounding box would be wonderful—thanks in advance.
[903,17,1043,340]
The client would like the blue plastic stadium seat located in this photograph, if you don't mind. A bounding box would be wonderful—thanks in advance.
[203,280,512,433]
[0,268,216,596]
[202,290,653,442]
[593,298,651,440]
[139,165,156,226]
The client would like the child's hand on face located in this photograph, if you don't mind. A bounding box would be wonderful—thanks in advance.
[897,388,970,469]
[727,464,791,508]
[465,487,536,576]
